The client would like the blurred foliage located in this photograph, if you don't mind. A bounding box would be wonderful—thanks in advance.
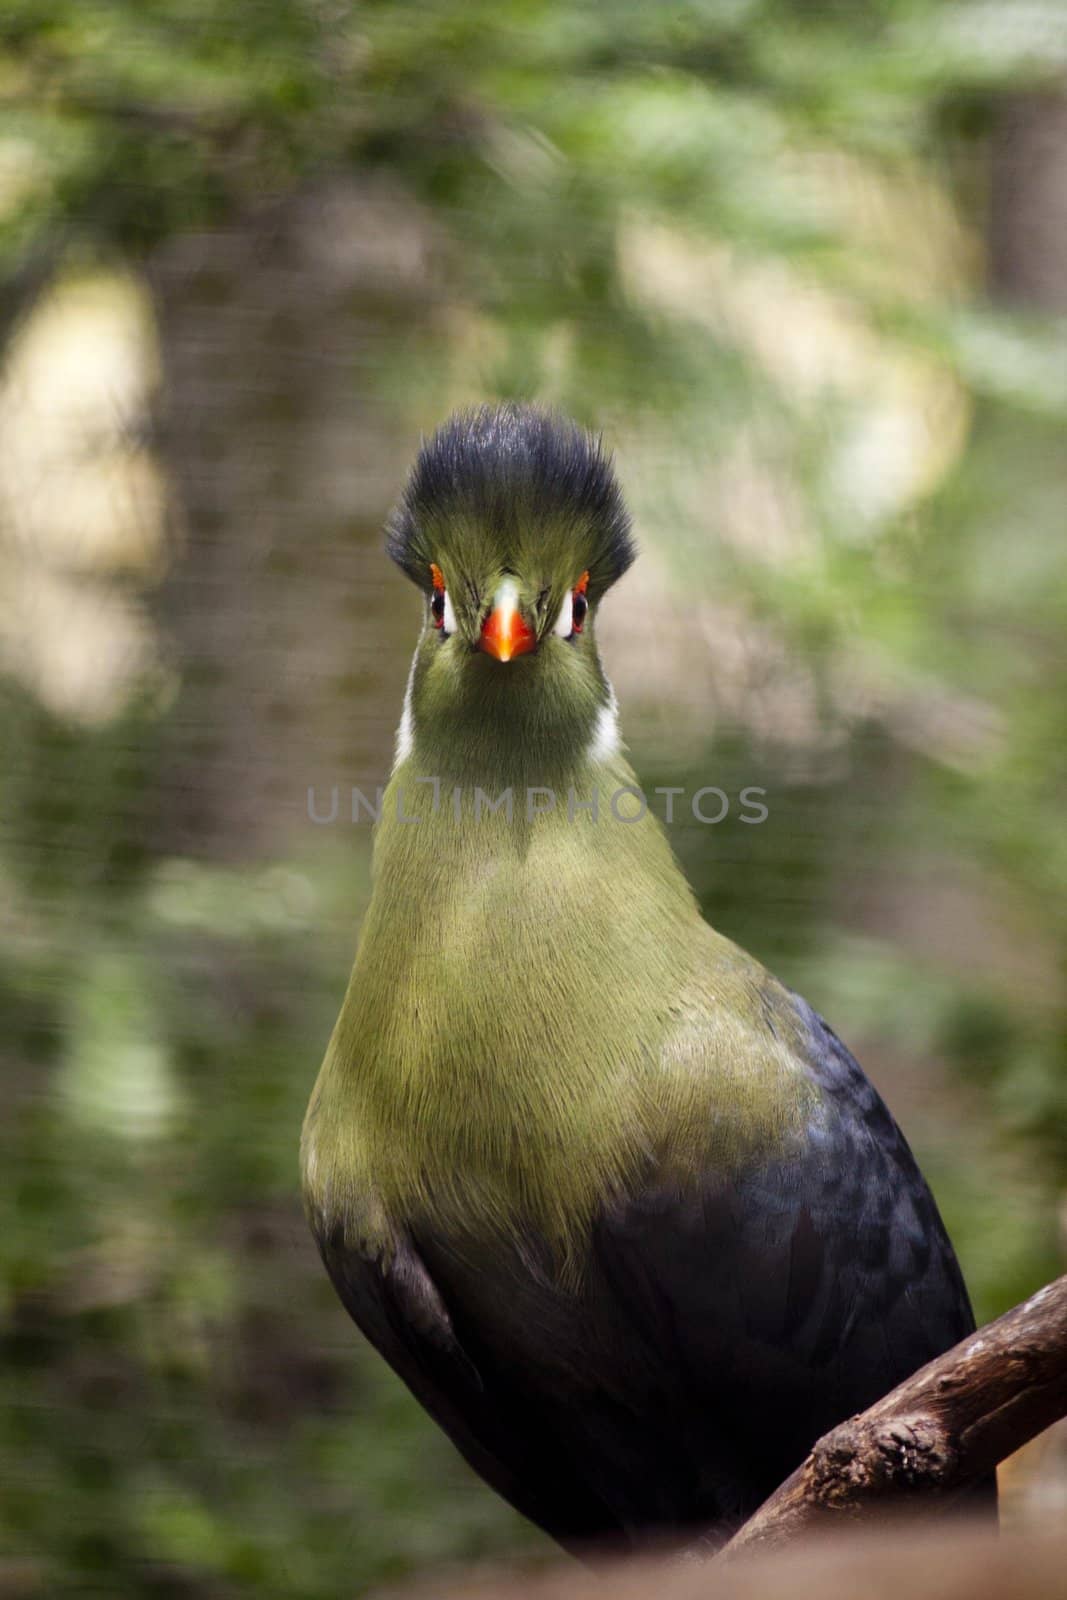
[2,0,1067,1593]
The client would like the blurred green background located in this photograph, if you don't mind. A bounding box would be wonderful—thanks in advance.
[2,2,1066,1593]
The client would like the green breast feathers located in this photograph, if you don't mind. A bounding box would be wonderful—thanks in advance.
[301,760,814,1265]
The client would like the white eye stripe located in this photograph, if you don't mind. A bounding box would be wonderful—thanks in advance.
[553,592,574,638]
[442,588,457,636]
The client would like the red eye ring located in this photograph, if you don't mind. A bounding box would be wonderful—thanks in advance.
[572,570,590,634]
[429,562,446,629]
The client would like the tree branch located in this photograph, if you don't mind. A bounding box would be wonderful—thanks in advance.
[720,1273,1067,1557]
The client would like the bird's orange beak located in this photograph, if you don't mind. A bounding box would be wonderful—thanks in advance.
[478,578,537,662]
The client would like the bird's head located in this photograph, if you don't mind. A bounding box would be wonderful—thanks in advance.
[386,405,635,783]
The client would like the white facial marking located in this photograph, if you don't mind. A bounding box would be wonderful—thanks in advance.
[587,685,621,761]
[392,650,417,770]
[553,590,574,638]
[442,587,457,636]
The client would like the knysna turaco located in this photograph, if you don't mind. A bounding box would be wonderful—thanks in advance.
[302,404,990,1550]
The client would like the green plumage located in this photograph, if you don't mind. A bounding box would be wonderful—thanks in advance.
[303,747,813,1272]
[301,404,985,1546]
[302,404,813,1274]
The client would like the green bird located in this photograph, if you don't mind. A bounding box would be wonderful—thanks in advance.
[302,404,988,1551]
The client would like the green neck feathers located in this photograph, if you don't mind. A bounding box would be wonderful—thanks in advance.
[302,622,813,1267]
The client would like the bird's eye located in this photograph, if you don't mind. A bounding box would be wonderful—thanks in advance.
[429,563,455,634]
[554,571,590,640]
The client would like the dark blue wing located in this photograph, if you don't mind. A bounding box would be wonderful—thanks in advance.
[581,997,982,1530]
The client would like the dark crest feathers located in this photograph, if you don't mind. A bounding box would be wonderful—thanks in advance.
[386,405,635,598]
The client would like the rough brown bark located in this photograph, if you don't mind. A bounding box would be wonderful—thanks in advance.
[720,1274,1067,1557]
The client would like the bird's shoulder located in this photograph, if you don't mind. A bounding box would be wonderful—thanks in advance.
[593,988,976,1401]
